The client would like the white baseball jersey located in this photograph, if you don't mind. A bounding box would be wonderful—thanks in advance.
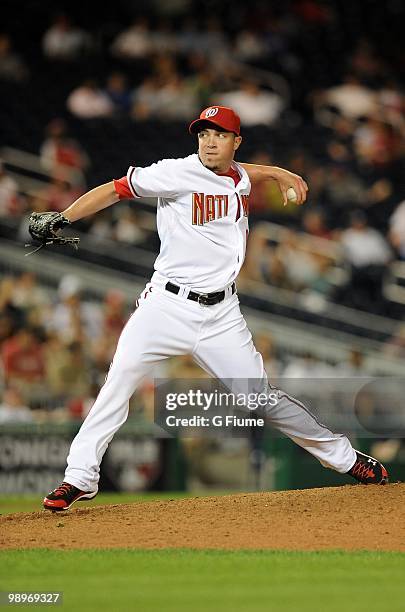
[63,153,357,494]
[126,154,251,292]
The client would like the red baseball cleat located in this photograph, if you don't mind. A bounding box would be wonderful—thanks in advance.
[43,482,97,511]
[348,451,389,485]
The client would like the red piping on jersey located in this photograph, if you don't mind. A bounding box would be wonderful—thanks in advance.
[128,167,140,198]
[217,166,241,187]
[235,193,241,221]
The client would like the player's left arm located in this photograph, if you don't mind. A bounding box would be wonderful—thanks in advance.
[240,163,308,206]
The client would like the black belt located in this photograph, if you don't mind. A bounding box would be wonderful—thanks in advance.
[165,281,236,306]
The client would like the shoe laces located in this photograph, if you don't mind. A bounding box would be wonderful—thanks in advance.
[352,460,376,481]
[53,483,75,496]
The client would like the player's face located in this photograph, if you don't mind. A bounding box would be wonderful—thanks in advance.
[198,128,242,173]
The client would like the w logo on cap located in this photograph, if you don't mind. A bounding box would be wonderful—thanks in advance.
[189,106,240,135]
[205,107,219,118]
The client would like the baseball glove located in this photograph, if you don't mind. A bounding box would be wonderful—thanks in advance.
[26,211,80,256]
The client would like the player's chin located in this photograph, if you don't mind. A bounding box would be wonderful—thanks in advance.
[202,160,220,171]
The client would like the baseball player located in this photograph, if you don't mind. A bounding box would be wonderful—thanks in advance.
[39,106,388,510]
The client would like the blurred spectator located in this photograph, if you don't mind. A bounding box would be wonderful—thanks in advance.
[156,50,176,78]
[1,327,46,402]
[0,386,33,423]
[7,273,50,332]
[88,210,114,241]
[168,354,207,378]
[320,164,368,209]
[0,161,22,217]
[102,290,127,340]
[389,200,405,259]
[150,20,178,54]
[241,225,274,283]
[111,18,152,59]
[0,34,28,82]
[262,16,291,61]
[246,151,301,219]
[340,211,392,311]
[243,224,334,296]
[302,209,332,240]
[47,275,102,344]
[349,39,385,84]
[67,382,99,420]
[132,65,198,121]
[321,164,392,215]
[67,80,113,119]
[9,272,48,314]
[383,323,405,359]
[234,29,268,62]
[199,17,229,58]
[42,14,90,60]
[177,17,205,55]
[114,207,146,245]
[276,229,330,292]
[132,76,162,120]
[216,80,285,126]
[0,278,24,338]
[249,150,282,218]
[104,72,132,114]
[40,118,89,185]
[377,78,404,128]
[354,117,403,168]
[313,75,377,124]
[44,337,91,401]
[254,332,281,377]
[341,211,392,267]
[283,352,334,377]
[185,53,216,109]
[337,348,367,376]
[0,313,17,348]
[90,336,116,387]
[157,74,198,120]
[37,177,81,213]
[294,0,332,24]
[325,116,355,164]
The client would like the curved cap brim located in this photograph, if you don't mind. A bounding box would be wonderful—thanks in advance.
[189,118,239,135]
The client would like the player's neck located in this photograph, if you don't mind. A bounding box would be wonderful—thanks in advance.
[215,165,232,175]
[198,155,233,175]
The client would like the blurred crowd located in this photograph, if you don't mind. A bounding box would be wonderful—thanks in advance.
[1,271,405,429]
[2,124,404,315]
[0,2,404,318]
[0,2,404,427]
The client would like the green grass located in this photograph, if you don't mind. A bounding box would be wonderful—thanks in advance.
[1,549,404,612]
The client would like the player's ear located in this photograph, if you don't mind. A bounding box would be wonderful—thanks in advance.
[234,136,242,151]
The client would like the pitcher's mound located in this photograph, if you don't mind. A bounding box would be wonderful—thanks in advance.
[1,483,404,551]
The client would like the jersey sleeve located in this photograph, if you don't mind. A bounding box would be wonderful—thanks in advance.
[126,159,180,199]
[233,161,252,195]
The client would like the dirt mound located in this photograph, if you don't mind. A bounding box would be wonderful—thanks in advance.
[1,483,404,551]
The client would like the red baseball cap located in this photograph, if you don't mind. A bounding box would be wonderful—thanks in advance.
[189,106,241,136]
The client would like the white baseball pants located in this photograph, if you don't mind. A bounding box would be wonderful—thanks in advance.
[65,277,356,492]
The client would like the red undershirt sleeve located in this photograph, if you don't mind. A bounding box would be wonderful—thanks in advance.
[113,177,134,200]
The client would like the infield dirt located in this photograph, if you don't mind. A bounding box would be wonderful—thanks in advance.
[1,483,404,551]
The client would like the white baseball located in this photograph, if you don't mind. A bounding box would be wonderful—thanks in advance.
[287,187,298,203]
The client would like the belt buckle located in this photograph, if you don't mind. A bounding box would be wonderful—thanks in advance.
[197,293,210,306]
